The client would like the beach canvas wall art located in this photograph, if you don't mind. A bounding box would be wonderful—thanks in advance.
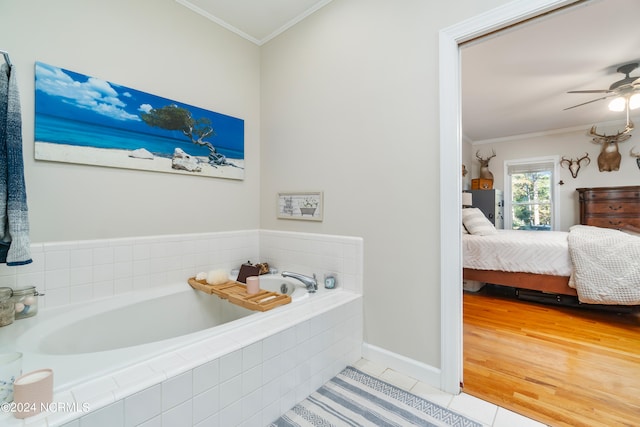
[34,62,244,180]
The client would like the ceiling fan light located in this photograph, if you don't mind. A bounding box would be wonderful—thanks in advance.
[629,93,640,110]
[608,97,626,112]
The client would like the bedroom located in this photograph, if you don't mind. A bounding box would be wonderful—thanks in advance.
[458,0,640,424]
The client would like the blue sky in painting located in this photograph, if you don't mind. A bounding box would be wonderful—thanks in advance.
[34,62,244,157]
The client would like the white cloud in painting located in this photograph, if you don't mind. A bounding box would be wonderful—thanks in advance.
[138,104,153,113]
[35,62,140,122]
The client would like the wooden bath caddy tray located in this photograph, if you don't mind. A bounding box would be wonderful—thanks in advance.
[188,278,291,312]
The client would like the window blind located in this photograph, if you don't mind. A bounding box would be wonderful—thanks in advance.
[507,161,554,175]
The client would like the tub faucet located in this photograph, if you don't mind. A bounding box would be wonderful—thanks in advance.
[281,271,317,293]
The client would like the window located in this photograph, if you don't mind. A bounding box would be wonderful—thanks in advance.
[504,157,559,231]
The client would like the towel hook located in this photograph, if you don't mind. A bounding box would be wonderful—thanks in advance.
[0,50,11,67]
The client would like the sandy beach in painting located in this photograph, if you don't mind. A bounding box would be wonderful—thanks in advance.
[35,142,244,180]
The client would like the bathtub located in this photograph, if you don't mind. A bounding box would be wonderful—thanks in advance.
[1,275,308,390]
[0,275,361,426]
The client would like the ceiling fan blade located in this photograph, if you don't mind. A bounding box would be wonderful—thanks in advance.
[563,95,614,110]
[567,89,612,94]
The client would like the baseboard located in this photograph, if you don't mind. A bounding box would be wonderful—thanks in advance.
[361,342,441,390]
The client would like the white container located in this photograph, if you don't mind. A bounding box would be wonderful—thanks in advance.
[0,352,22,403]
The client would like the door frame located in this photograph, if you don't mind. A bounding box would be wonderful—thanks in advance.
[438,0,579,394]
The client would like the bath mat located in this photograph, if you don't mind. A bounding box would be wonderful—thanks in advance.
[269,366,481,427]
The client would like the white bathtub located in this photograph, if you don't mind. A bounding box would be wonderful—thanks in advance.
[0,275,309,391]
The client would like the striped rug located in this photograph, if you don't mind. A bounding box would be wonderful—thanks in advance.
[269,366,481,427]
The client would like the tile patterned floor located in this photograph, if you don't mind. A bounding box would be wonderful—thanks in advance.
[353,359,547,427]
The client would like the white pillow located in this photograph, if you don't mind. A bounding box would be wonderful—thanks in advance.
[462,207,497,235]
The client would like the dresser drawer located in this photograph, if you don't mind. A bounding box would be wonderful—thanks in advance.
[582,201,640,215]
[583,217,640,229]
[580,188,640,201]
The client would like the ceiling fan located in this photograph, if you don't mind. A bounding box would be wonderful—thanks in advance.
[564,62,640,111]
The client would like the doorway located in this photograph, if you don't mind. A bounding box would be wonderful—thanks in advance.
[441,1,640,424]
[439,0,580,395]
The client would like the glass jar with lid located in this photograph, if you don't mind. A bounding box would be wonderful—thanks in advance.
[0,287,15,326]
[12,286,41,320]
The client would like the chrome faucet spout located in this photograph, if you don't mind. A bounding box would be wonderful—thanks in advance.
[281,271,317,292]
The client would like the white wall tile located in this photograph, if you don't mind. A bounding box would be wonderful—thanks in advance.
[261,332,282,361]
[242,365,262,395]
[242,342,262,371]
[124,385,162,427]
[70,248,93,268]
[241,388,262,423]
[46,250,70,270]
[162,371,192,411]
[79,401,123,427]
[219,349,242,382]
[192,386,219,425]
[162,400,192,427]
[136,415,162,427]
[218,399,242,427]
[193,359,220,395]
[219,375,242,409]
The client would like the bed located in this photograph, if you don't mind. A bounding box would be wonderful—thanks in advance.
[462,229,576,296]
[462,203,640,305]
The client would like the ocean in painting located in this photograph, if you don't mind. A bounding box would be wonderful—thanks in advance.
[35,113,243,160]
[34,61,244,179]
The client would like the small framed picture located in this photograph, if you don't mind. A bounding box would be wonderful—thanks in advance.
[277,192,323,221]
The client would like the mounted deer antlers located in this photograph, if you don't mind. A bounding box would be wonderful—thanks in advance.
[631,146,640,170]
[560,153,590,178]
[589,121,634,172]
[476,149,496,180]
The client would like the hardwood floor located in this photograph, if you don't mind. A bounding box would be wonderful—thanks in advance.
[462,287,640,427]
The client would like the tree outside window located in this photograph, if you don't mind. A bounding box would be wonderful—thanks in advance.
[505,157,558,231]
[511,171,551,230]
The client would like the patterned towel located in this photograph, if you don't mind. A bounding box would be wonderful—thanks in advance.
[0,63,31,265]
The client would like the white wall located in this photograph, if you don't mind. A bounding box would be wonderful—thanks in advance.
[260,0,511,369]
[470,123,640,230]
[0,0,262,243]
[1,0,526,377]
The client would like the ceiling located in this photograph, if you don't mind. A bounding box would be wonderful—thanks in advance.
[175,0,332,45]
[462,0,640,143]
[175,0,640,143]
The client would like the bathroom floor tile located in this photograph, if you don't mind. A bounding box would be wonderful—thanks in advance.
[493,407,549,427]
[409,380,454,408]
[449,392,498,426]
[353,358,386,377]
[378,368,418,391]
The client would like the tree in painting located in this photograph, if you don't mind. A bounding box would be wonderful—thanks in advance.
[141,105,238,168]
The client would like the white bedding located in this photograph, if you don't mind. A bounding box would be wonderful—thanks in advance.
[463,229,572,277]
[568,225,640,305]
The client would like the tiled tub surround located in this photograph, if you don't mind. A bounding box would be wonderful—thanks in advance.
[0,230,363,426]
[0,229,362,310]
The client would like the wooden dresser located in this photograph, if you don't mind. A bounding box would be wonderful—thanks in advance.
[576,186,640,229]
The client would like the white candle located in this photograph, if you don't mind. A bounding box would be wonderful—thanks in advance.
[246,276,260,295]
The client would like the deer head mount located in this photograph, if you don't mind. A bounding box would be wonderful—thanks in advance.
[476,149,496,180]
[560,153,590,178]
[631,146,640,170]
[589,121,634,172]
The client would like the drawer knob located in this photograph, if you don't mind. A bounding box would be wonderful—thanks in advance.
[609,205,622,211]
